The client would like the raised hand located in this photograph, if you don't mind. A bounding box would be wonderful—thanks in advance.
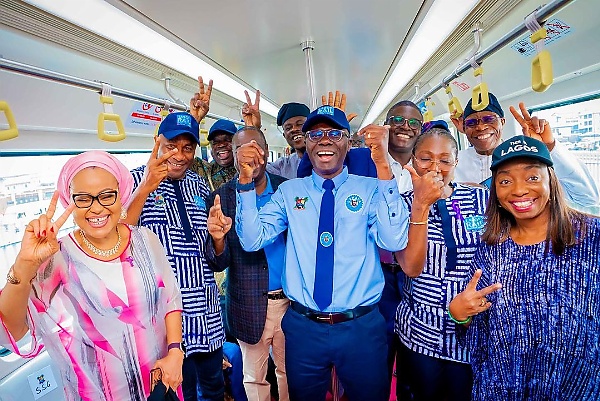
[16,191,75,277]
[242,90,262,129]
[405,164,443,207]
[450,111,464,134]
[358,124,389,163]
[140,140,178,193]
[321,90,358,122]
[207,194,233,240]
[449,269,502,322]
[235,140,265,184]
[510,102,555,150]
[190,76,213,123]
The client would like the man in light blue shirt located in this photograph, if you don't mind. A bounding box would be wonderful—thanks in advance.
[234,105,409,401]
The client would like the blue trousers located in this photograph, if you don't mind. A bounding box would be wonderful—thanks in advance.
[282,307,388,401]
[182,347,225,401]
[223,342,248,401]
[398,343,472,401]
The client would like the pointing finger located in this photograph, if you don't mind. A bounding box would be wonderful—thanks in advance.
[509,106,527,128]
[466,269,483,291]
[157,147,178,164]
[214,194,221,209]
[150,139,160,159]
[519,102,532,121]
[478,282,502,297]
[54,202,76,229]
[46,191,60,220]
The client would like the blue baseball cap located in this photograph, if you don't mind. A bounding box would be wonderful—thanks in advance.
[490,135,553,170]
[158,112,199,143]
[208,119,238,141]
[464,92,504,118]
[302,105,351,133]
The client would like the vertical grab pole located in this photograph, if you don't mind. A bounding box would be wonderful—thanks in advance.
[301,40,317,110]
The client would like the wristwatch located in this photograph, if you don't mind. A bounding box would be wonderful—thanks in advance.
[167,342,185,353]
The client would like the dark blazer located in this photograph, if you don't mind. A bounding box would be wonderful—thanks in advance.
[205,173,287,345]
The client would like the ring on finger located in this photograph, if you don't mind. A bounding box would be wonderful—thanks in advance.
[479,298,487,307]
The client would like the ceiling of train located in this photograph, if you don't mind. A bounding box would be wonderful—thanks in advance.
[1,0,599,146]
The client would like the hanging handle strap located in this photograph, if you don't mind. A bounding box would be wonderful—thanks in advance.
[97,83,126,142]
[423,98,434,122]
[153,100,171,138]
[0,100,18,141]
[445,85,463,118]
[526,11,553,92]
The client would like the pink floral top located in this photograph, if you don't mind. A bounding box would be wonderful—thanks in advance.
[0,225,183,401]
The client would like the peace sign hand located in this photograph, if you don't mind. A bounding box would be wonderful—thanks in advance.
[242,90,262,129]
[406,165,443,208]
[190,76,213,123]
[207,194,233,241]
[509,102,555,151]
[448,269,502,322]
[321,91,358,122]
[16,191,75,277]
[140,140,178,193]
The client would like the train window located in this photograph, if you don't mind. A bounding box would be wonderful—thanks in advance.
[0,152,150,285]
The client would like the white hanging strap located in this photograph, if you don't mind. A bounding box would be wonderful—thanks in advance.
[525,11,546,53]
[100,83,115,114]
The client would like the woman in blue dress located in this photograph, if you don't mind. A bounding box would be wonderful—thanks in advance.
[449,135,600,400]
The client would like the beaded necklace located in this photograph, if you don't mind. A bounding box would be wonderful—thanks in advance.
[79,228,121,258]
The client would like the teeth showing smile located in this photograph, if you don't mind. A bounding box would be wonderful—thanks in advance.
[168,160,185,167]
[510,199,535,211]
[476,133,492,140]
[317,151,334,156]
[292,134,303,141]
[88,216,108,223]
[395,133,411,139]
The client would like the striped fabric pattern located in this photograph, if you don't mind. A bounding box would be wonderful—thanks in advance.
[131,167,224,354]
[468,217,600,400]
[395,184,489,363]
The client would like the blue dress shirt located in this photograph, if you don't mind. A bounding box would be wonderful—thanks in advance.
[256,174,285,291]
[236,167,409,312]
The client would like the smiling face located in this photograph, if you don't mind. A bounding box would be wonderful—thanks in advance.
[463,111,505,155]
[232,127,269,181]
[386,104,423,153]
[70,167,121,243]
[210,133,234,167]
[156,133,197,180]
[412,133,458,188]
[282,115,307,152]
[494,158,551,226]
[305,122,350,179]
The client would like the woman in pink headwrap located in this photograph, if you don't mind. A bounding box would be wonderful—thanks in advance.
[0,151,184,401]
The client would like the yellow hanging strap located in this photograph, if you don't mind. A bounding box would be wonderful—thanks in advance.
[0,100,18,141]
[153,101,171,138]
[199,119,209,147]
[445,85,463,118]
[471,63,490,112]
[526,12,553,92]
[423,98,434,122]
[98,83,126,142]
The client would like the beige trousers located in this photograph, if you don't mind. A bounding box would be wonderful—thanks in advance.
[238,297,290,401]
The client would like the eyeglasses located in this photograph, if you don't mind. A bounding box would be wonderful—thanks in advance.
[72,190,119,209]
[464,115,499,129]
[413,157,456,171]
[305,128,350,143]
[387,116,422,130]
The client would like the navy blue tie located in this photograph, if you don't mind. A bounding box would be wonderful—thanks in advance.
[314,179,335,310]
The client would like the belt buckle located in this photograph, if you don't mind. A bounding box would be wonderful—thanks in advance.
[316,313,334,324]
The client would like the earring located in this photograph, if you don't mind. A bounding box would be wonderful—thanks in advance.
[120,209,128,220]
[497,202,503,208]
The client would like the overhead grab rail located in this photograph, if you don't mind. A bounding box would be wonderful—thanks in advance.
[416,0,574,105]
[526,11,554,92]
[0,57,243,127]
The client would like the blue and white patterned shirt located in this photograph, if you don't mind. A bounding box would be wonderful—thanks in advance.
[131,167,224,355]
[395,183,489,363]
[467,216,600,400]
[236,167,409,312]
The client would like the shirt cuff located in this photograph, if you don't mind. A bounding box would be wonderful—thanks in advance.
[237,188,257,210]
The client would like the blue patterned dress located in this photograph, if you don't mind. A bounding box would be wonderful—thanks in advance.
[468,216,600,400]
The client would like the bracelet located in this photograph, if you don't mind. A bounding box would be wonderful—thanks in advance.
[409,220,427,225]
[236,181,255,192]
[6,265,34,286]
[447,309,471,324]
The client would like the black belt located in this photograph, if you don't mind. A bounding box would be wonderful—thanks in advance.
[290,301,376,324]
[267,291,287,300]
[381,262,402,274]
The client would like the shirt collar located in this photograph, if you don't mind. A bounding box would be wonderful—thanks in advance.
[311,166,349,190]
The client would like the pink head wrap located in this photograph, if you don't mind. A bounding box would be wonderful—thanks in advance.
[57,150,135,209]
